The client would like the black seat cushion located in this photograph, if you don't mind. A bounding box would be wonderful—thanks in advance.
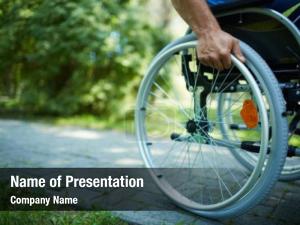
[209,0,274,13]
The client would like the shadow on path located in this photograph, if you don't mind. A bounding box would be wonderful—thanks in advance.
[0,119,299,225]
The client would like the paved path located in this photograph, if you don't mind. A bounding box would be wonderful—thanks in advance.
[0,119,299,225]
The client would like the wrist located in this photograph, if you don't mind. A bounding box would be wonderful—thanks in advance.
[194,24,221,38]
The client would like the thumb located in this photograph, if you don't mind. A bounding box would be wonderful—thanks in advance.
[232,40,246,63]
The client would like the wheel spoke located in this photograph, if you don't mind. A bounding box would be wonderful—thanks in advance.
[138,43,270,210]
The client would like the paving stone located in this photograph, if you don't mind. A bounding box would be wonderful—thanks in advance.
[249,205,274,218]
[272,191,300,225]
[114,211,222,225]
[1,119,300,225]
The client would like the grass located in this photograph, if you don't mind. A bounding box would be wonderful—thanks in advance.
[0,115,132,225]
[0,182,128,225]
[0,212,127,225]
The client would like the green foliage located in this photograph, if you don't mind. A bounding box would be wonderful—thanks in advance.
[0,0,170,118]
[0,211,127,225]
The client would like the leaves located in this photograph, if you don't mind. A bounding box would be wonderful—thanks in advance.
[0,0,170,118]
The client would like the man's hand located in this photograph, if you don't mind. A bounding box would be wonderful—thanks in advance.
[197,29,246,71]
[171,0,246,71]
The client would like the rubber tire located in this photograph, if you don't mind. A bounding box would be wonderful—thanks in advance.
[136,34,288,219]
[217,93,300,181]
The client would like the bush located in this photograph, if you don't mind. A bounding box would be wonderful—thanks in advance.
[0,0,170,118]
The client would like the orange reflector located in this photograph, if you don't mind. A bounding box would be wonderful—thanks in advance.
[240,99,259,129]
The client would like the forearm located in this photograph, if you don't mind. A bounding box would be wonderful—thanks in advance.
[171,0,245,70]
[171,0,220,37]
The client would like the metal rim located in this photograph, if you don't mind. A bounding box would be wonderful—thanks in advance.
[135,41,269,210]
[218,93,300,176]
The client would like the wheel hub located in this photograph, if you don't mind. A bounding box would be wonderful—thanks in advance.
[186,120,197,134]
[185,119,210,144]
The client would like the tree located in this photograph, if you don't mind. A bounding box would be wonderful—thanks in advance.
[0,0,170,118]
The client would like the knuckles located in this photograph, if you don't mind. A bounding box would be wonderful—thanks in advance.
[196,35,238,70]
[219,50,229,57]
[197,49,232,70]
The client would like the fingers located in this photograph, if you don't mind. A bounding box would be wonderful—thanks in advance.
[197,38,246,71]
[199,55,222,71]
[232,40,246,63]
[211,55,224,71]
[220,50,231,70]
[197,48,224,71]
[197,46,210,68]
[199,52,228,71]
[199,46,245,71]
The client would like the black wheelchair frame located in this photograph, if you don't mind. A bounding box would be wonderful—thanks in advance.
[182,7,300,157]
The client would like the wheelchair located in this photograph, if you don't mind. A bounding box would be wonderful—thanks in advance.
[135,0,300,219]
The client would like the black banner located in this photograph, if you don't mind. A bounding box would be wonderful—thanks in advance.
[0,168,182,211]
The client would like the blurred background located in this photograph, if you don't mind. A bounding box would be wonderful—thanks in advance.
[0,1,188,224]
[1,2,300,225]
[0,0,187,129]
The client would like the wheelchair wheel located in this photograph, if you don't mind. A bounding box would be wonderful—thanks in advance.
[218,93,300,181]
[135,35,288,218]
